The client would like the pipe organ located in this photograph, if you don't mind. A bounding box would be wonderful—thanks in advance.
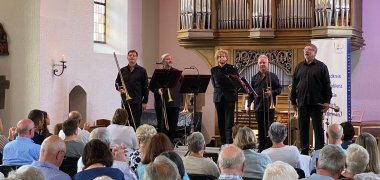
[177,0,362,133]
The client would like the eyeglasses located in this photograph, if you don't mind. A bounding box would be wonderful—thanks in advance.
[303,48,314,52]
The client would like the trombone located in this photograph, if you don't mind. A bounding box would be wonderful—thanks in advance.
[158,62,174,131]
[113,52,136,130]
[159,88,173,130]
[263,71,276,136]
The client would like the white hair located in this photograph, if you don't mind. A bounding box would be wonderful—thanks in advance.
[218,144,245,170]
[263,161,298,180]
[7,165,45,180]
[346,144,370,174]
[318,145,346,174]
[160,53,170,62]
[90,127,111,145]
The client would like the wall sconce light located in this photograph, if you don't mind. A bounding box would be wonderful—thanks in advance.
[53,54,67,76]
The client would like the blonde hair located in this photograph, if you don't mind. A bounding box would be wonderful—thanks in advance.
[234,127,257,150]
[214,49,229,60]
[136,124,157,145]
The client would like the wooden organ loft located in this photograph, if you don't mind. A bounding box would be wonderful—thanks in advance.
[176,0,363,132]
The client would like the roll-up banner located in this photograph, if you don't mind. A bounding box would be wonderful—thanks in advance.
[311,38,351,125]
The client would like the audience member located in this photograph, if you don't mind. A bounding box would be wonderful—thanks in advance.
[311,123,345,170]
[341,144,369,179]
[107,108,138,149]
[182,132,219,178]
[353,172,380,180]
[262,122,302,168]
[3,119,40,165]
[58,111,90,144]
[234,126,271,179]
[263,161,298,180]
[303,145,346,180]
[62,119,84,158]
[38,111,52,138]
[74,139,124,180]
[31,135,71,180]
[144,155,180,180]
[218,144,245,180]
[232,123,245,140]
[129,124,157,173]
[7,165,45,180]
[137,133,174,179]
[0,118,9,153]
[94,176,114,180]
[340,122,355,149]
[161,151,190,179]
[355,132,380,174]
[28,109,46,144]
[77,127,137,180]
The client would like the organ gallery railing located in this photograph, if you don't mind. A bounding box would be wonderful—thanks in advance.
[178,0,363,51]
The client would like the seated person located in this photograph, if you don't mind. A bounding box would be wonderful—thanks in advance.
[340,121,355,149]
[129,124,157,173]
[7,165,45,179]
[262,122,302,169]
[74,139,124,180]
[144,155,180,180]
[341,144,369,179]
[63,119,84,158]
[311,123,345,171]
[106,108,138,149]
[77,127,137,180]
[31,135,71,180]
[3,119,40,165]
[355,133,380,174]
[59,111,90,144]
[28,109,46,145]
[263,161,298,180]
[234,127,271,179]
[182,132,219,178]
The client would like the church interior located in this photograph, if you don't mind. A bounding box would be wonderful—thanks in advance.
[0,0,380,178]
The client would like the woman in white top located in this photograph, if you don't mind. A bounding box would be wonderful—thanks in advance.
[261,122,302,169]
[107,108,138,150]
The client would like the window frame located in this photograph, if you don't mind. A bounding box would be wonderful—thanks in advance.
[93,0,106,44]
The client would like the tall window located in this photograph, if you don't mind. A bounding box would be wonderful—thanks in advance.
[94,0,106,43]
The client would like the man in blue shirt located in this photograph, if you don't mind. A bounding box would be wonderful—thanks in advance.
[3,118,40,165]
[32,135,71,180]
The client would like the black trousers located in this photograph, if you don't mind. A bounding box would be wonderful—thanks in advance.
[255,109,275,152]
[215,101,235,145]
[298,105,324,155]
[123,103,142,129]
[155,106,179,143]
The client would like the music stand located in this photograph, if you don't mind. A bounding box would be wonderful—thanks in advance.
[148,69,182,133]
[227,75,249,124]
[148,69,182,91]
[179,75,211,134]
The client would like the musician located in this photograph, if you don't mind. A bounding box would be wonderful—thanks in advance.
[211,49,238,145]
[248,55,282,152]
[153,53,182,143]
[290,43,332,155]
[115,50,149,128]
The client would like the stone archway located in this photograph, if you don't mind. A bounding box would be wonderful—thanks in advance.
[69,85,87,127]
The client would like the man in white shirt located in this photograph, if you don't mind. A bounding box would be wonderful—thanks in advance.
[58,111,90,144]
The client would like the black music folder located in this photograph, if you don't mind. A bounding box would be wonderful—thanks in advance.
[149,69,182,91]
